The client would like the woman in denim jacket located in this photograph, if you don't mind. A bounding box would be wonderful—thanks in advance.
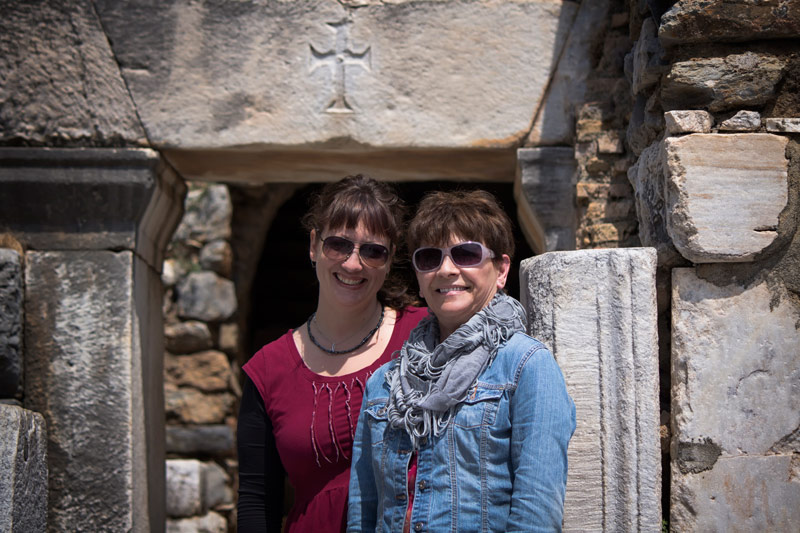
[347,190,576,533]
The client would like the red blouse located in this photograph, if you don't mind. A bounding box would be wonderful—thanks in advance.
[242,306,426,532]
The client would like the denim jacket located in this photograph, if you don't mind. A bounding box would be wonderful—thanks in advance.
[347,332,576,533]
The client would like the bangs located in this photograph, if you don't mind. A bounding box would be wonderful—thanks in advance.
[324,191,393,240]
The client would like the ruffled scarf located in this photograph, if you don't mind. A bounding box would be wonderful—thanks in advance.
[385,292,527,448]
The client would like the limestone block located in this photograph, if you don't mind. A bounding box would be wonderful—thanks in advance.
[24,250,164,532]
[0,148,186,270]
[0,249,22,398]
[166,511,227,533]
[630,17,667,95]
[520,248,661,533]
[664,133,789,262]
[167,459,204,518]
[165,384,236,425]
[199,240,233,278]
[203,462,233,510]
[165,321,214,354]
[664,110,712,135]
[165,351,233,393]
[626,91,664,156]
[627,142,685,267]
[95,0,571,151]
[0,0,146,146]
[177,272,237,323]
[514,147,577,253]
[217,323,239,358]
[671,269,800,456]
[718,110,761,132]
[166,425,235,456]
[661,52,786,113]
[528,0,606,145]
[173,185,232,244]
[671,268,800,531]
[766,117,800,133]
[0,404,47,533]
[659,0,800,45]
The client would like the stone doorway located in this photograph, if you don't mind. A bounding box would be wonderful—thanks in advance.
[245,180,534,361]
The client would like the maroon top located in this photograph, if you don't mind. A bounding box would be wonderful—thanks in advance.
[242,306,427,532]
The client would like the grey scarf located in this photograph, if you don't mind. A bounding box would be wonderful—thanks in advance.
[385,292,527,448]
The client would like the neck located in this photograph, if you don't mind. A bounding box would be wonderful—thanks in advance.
[313,299,382,342]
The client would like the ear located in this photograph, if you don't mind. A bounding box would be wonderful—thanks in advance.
[495,254,511,289]
[309,229,319,262]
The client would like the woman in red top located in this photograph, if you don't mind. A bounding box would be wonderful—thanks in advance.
[237,175,425,532]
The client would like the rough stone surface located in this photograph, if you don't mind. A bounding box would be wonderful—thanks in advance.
[165,384,235,425]
[0,249,22,398]
[166,511,227,533]
[765,117,800,133]
[176,272,237,323]
[664,133,789,262]
[630,16,668,95]
[217,323,239,358]
[0,0,146,146]
[203,462,232,510]
[0,404,47,533]
[95,0,571,150]
[165,321,214,354]
[718,110,761,131]
[199,240,233,278]
[165,351,233,393]
[664,110,713,134]
[165,425,235,456]
[167,459,204,518]
[661,52,787,112]
[659,0,800,45]
[671,269,800,531]
[515,147,577,253]
[627,91,664,156]
[671,269,800,456]
[173,185,232,244]
[627,142,685,267]
[520,248,661,533]
[528,0,607,145]
[24,251,136,532]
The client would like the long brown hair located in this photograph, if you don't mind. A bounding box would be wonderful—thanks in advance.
[302,175,416,309]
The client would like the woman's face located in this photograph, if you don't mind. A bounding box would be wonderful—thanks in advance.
[310,221,391,310]
[415,234,510,340]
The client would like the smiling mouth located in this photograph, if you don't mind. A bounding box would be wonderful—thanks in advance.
[335,273,365,286]
[437,287,467,294]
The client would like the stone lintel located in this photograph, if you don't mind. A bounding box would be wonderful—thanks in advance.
[520,248,661,532]
[0,404,47,533]
[0,148,185,271]
[515,147,577,254]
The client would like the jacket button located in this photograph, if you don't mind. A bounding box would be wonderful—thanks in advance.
[414,522,424,531]
[417,480,427,491]
[377,407,387,415]
[396,493,407,501]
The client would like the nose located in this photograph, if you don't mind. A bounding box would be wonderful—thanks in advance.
[341,246,364,270]
[437,254,459,275]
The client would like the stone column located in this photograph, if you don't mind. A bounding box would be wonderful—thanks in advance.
[520,248,661,532]
[0,148,185,532]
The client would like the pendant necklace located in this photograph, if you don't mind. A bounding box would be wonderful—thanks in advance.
[307,305,385,355]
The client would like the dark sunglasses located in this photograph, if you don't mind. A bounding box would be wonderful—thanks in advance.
[321,236,390,268]
[412,241,495,272]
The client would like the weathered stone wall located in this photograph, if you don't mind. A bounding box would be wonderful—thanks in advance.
[623,0,800,529]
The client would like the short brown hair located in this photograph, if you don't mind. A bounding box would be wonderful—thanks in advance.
[407,189,515,261]
[301,174,415,309]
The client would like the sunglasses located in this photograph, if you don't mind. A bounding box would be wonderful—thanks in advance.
[321,235,390,268]
[412,241,495,272]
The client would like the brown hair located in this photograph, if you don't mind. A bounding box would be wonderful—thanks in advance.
[302,174,416,309]
[407,189,515,262]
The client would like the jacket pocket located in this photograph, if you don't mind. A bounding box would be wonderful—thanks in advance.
[363,399,391,445]
[452,387,503,429]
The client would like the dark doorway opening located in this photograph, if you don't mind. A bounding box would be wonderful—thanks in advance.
[246,181,533,357]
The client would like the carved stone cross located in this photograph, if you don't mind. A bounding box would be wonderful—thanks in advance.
[310,19,371,114]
